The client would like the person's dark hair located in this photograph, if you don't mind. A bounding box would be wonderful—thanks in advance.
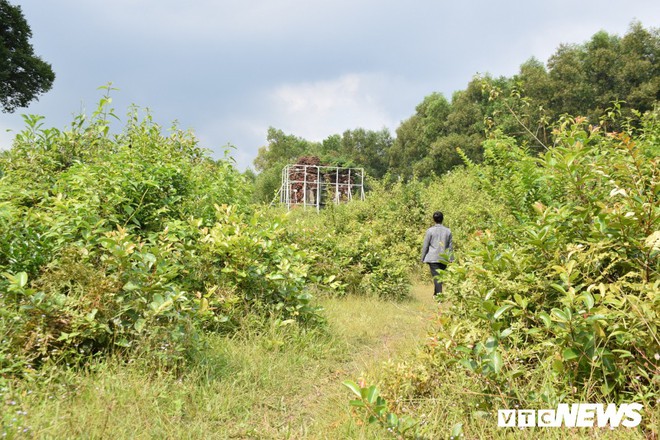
[433,211,444,224]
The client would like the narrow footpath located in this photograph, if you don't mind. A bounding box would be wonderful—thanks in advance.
[284,282,437,439]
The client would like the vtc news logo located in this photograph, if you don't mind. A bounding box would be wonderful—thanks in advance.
[498,403,643,428]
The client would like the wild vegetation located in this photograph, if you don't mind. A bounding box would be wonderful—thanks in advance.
[0,22,658,439]
[370,109,659,439]
[0,90,327,379]
[252,21,659,202]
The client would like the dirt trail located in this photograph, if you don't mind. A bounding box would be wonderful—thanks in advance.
[294,282,438,438]
[326,282,436,369]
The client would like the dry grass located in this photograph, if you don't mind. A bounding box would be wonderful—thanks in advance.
[4,282,655,439]
[3,284,438,439]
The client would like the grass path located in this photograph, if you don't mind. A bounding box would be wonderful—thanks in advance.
[296,281,437,437]
[10,283,438,439]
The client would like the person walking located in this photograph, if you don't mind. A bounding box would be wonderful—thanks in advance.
[421,211,453,296]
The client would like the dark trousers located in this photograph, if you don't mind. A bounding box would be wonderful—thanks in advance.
[428,262,447,295]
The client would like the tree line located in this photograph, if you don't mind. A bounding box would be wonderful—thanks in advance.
[251,21,659,202]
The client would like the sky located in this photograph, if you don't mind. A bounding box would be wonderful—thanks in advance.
[1,1,659,170]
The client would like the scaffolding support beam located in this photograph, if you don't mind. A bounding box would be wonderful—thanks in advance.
[279,163,365,211]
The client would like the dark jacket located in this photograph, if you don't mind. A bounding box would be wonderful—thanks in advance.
[421,224,454,264]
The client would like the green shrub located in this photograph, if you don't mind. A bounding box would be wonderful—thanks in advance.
[288,180,427,300]
[366,108,658,438]
[434,110,659,409]
[0,92,320,375]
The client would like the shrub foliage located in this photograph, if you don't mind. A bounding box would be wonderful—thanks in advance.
[445,110,659,402]
[0,93,320,374]
[377,108,659,439]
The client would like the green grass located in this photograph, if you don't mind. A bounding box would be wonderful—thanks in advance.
[374,365,658,440]
[366,293,659,440]
[4,283,655,439]
[1,284,437,439]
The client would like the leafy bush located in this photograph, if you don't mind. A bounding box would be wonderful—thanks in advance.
[445,111,659,402]
[288,180,428,300]
[284,167,508,301]
[0,92,321,375]
[359,109,658,438]
[374,109,659,438]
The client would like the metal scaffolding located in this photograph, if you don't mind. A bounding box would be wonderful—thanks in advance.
[279,164,365,211]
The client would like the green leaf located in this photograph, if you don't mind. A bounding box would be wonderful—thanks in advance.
[552,358,564,373]
[360,385,370,401]
[123,281,140,291]
[365,385,378,404]
[459,358,477,372]
[493,304,514,320]
[57,331,80,342]
[17,272,28,288]
[562,347,580,361]
[538,312,552,328]
[386,412,398,427]
[451,422,464,437]
[551,308,569,322]
[349,399,365,407]
[601,380,615,395]
[342,381,362,398]
[611,349,633,358]
[550,283,567,294]
[134,318,146,332]
[491,351,503,374]
[85,309,98,322]
[115,338,131,348]
[578,292,595,310]
[485,337,498,350]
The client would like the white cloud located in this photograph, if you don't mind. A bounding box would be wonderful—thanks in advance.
[267,73,401,142]
[191,72,426,170]
[12,0,660,174]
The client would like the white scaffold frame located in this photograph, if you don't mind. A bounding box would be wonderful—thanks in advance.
[278,164,365,211]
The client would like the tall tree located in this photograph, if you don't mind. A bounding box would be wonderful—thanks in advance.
[0,0,55,113]
[252,127,318,203]
[389,93,451,179]
[253,127,316,172]
[616,21,660,112]
[319,128,392,179]
[545,23,660,122]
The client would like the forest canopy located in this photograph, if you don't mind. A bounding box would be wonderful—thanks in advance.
[251,21,660,201]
